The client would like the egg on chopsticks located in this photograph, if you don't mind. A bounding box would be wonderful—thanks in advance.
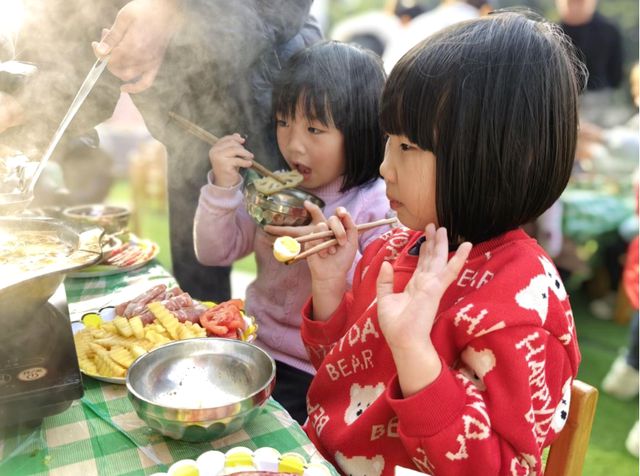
[272,236,301,263]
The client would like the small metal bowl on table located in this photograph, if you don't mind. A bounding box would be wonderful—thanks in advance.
[243,181,325,227]
[126,338,276,442]
[62,204,130,236]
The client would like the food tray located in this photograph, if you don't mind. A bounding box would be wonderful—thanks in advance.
[72,305,258,384]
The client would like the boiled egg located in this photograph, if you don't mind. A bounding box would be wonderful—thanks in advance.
[167,459,199,476]
[303,463,332,476]
[273,236,301,263]
[278,452,306,474]
[196,450,225,476]
[224,447,255,473]
[253,447,281,472]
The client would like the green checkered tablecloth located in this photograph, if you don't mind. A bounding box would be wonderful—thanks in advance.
[0,262,337,476]
[65,262,177,308]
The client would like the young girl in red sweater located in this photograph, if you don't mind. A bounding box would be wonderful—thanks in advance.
[299,12,585,476]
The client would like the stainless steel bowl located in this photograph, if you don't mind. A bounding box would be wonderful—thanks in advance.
[126,338,276,442]
[62,204,130,236]
[243,181,325,227]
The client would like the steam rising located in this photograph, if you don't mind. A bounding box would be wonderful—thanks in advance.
[0,0,25,58]
[1,0,315,174]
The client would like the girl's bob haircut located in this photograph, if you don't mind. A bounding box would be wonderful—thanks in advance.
[273,41,386,192]
[380,12,587,244]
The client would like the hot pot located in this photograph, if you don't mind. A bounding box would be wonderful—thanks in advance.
[0,216,103,320]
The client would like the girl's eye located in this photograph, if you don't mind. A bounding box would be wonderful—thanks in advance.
[400,143,413,151]
[307,127,323,134]
[275,119,288,127]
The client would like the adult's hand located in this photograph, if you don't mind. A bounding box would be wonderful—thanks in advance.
[0,92,24,134]
[92,0,182,94]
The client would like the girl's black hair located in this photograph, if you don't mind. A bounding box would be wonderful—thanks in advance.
[380,11,587,244]
[272,41,386,192]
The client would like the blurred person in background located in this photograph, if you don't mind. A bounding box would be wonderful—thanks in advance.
[330,0,426,57]
[577,63,639,178]
[556,0,624,127]
[572,64,639,320]
[94,0,322,302]
[382,0,493,73]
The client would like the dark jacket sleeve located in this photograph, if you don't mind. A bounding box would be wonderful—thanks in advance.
[131,0,320,170]
[606,22,624,89]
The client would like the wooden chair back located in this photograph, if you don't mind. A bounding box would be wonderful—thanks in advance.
[129,139,167,236]
[545,379,599,476]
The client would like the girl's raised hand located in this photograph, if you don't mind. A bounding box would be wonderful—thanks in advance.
[376,225,472,353]
[208,133,254,188]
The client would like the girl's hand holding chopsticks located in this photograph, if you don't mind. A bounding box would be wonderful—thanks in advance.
[208,133,254,188]
[279,215,398,265]
[305,208,361,321]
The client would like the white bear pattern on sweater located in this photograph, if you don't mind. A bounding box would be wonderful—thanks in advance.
[335,451,385,476]
[515,256,568,324]
[345,383,386,425]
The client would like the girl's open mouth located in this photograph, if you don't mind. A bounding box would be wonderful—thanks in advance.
[295,164,312,177]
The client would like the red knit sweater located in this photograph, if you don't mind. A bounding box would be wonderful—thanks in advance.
[301,228,581,476]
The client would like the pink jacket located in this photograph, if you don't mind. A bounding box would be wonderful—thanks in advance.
[194,174,392,373]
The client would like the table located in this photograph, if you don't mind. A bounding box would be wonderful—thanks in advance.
[561,185,635,245]
[0,262,337,476]
[555,176,636,279]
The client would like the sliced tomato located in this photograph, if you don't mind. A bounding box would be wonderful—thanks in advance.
[199,301,245,338]
[225,299,244,311]
[210,325,230,335]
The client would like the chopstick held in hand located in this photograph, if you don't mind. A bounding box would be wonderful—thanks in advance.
[284,217,398,265]
[168,111,287,185]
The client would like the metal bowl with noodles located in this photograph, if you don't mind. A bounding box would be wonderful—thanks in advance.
[243,181,325,227]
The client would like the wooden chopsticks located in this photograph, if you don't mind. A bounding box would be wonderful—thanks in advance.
[168,111,286,184]
[285,217,398,265]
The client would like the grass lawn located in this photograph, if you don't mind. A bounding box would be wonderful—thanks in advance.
[107,179,638,475]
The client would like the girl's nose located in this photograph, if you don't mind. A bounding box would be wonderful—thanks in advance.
[379,148,394,183]
[285,127,305,156]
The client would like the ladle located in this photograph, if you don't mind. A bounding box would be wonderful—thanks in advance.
[19,57,110,199]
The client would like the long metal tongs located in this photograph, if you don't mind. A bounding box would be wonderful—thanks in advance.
[21,56,110,195]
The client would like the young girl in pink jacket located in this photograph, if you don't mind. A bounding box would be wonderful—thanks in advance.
[193,41,391,423]
[300,13,584,475]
